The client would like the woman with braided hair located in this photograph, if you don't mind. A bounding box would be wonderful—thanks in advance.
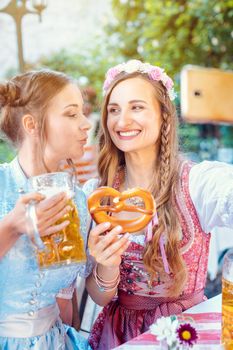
[83,59,233,349]
[0,70,94,349]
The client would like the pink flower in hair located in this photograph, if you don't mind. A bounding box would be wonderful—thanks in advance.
[148,67,163,81]
[106,67,120,80]
[165,77,174,90]
[103,78,112,91]
[103,67,121,92]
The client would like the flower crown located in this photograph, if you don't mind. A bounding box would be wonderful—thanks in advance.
[103,59,176,101]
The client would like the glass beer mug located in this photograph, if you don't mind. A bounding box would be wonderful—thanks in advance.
[27,172,86,269]
[222,248,233,349]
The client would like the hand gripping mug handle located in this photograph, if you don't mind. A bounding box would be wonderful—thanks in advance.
[26,201,45,251]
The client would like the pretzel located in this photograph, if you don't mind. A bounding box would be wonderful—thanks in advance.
[88,186,156,233]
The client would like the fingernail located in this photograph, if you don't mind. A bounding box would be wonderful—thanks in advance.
[115,225,123,232]
[63,220,70,226]
[124,232,131,239]
[103,222,111,229]
[66,206,72,212]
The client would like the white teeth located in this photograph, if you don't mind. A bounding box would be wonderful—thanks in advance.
[119,130,140,137]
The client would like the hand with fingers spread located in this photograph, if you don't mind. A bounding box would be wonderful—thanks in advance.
[8,191,72,238]
[88,222,131,268]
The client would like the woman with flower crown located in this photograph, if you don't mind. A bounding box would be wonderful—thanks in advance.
[84,59,233,349]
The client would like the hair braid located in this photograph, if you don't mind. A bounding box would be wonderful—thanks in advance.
[160,111,171,189]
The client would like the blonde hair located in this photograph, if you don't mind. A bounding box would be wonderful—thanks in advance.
[0,70,73,169]
[98,72,187,297]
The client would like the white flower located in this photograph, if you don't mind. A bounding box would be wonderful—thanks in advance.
[122,59,143,73]
[168,89,176,101]
[150,316,179,347]
[140,62,153,73]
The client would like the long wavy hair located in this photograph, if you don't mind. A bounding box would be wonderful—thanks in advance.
[98,72,187,297]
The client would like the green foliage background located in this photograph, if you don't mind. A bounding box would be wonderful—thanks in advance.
[108,0,233,75]
[1,0,233,162]
[0,141,15,163]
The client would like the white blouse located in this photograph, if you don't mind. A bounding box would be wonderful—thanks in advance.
[189,160,233,233]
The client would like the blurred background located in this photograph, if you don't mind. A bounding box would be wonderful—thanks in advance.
[0,0,232,333]
[0,0,232,163]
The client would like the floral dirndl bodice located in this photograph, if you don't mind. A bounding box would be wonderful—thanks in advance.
[118,161,211,297]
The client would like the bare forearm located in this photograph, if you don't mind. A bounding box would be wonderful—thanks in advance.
[86,223,129,306]
[0,213,20,258]
[56,298,73,325]
[71,289,81,330]
[86,264,120,306]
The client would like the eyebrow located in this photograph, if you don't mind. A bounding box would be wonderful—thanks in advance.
[63,104,79,109]
[108,99,147,106]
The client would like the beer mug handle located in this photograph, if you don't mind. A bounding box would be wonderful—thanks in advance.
[26,201,45,251]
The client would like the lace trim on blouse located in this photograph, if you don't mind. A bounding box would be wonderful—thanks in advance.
[56,280,76,299]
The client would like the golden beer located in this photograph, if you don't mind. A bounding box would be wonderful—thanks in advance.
[222,277,233,349]
[28,172,86,269]
[37,199,86,269]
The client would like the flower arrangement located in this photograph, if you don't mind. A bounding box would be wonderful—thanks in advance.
[150,315,198,349]
[103,59,176,101]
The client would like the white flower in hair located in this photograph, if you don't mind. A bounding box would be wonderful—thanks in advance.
[140,62,153,73]
[122,59,143,73]
[168,89,176,101]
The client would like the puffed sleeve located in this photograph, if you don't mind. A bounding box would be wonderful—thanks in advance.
[82,178,100,198]
[56,280,76,299]
[189,160,233,232]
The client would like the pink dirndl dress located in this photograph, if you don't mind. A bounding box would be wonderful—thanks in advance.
[88,161,211,350]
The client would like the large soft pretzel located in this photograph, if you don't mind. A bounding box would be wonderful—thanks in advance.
[88,186,156,233]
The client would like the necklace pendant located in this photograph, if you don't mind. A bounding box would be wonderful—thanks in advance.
[147,280,153,289]
[126,197,145,208]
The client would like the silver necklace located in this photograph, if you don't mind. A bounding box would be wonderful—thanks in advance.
[123,252,160,288]
[124,166,145,208]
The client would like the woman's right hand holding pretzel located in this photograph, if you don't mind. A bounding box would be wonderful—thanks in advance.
[88,222,131,268]
[86,222,131,305]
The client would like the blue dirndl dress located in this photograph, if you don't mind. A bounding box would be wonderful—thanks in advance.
[0,158,93,349]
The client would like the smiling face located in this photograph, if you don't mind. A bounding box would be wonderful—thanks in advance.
[106,77,162,155]
[44,83,91,167]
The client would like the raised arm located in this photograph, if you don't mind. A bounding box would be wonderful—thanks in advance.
[189,160,233,232]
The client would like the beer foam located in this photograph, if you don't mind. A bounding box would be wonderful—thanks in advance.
[39,187,74,199]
